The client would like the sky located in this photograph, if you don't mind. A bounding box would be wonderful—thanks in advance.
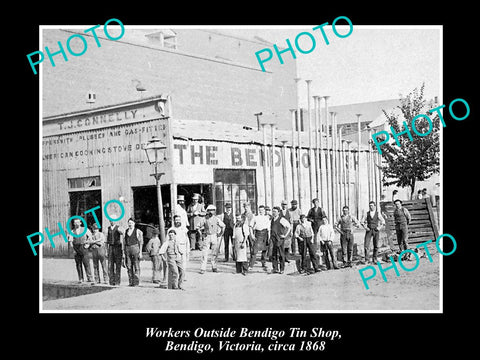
[227,26,441,107]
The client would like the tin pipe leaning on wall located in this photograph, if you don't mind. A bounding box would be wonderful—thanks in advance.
[290,109,297,203]
[318,96,324,207]
[313,95,320,199]
[261,121,269,206]
[324,96,331,218]
[306,79,313,204]
[355,113,362,219]
[294,77,303,207]
[270,123,276,209]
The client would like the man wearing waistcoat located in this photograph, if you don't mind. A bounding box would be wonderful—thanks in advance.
[123,218,143,286]
[187,193,206,250]
[335,206,361,268]
[68,218,94,284]
[361,201,385,264]
[393,199,412,252]
[106,220,123,285]
[306,198,327,247]
[270,206,291,274]
[220,203,235,262]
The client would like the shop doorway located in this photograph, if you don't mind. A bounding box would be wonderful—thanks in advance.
[176,184,212,210]
[69,190,102,227]
[132,185,171,250]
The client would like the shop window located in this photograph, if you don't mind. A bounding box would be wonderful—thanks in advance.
[214,169,257,216]
[68,176,101,189]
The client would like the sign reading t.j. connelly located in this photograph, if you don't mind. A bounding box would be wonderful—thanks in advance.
[42,97,170,169]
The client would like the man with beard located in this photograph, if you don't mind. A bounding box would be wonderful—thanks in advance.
[187,193,206,251]
[168,214,190,281]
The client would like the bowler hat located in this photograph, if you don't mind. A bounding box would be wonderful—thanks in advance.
[225,203,232,208]
[191,193,200,200]
[206,204,216,211]
[291,200,298,205]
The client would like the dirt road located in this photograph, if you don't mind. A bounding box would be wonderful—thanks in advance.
[42,247,440,311]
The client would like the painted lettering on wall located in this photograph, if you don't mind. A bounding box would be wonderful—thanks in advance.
[173,144,309,168]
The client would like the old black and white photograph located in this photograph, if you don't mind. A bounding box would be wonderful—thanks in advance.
[36,23,446,312]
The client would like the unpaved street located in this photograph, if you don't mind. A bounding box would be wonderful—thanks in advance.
[42,245,440,311]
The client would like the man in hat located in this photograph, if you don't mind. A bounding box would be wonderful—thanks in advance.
[145,228,162,283]
[220,203,235,262]
[393,199,411,252]
[187,193,206,251]
[307,198,327,247]
[123,218,144,286]
[361,201,385,264]
[295,214,320,273]
[168,214,189,281]
[280,200,290,221]
[159,229,185,290]
[288,200,301,255]
[335,206,361,267]
[106,219,123,286]
[90,223,109,284]
[174,194,189,229]
[250,205,270,271]
[67,218,95,284]
[200,205,225,274]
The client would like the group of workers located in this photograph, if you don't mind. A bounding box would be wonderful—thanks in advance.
[67,192,413,291]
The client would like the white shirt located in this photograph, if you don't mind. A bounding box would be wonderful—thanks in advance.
[174,204,189,228]
[252,214,270,231]
[318,223,335,241]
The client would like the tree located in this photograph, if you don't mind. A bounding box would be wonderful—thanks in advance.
[373,83,440,199]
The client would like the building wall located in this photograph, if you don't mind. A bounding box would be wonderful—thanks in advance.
[42,28,297,129]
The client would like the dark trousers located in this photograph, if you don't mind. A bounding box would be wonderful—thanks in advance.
[91,245,109,283]
[249,229,268,268]
[322,240,338,269]
[298,236,319,271]
[340,231,354,264]
[291,222,299,253]
[364,228,380,261]
[271,240,285,272]
[125,244,140,286]
[73,243,93,282]
[108,245,122,285]
[395,224,409,251]
[224,227,233,260]
[236,261,248,274]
